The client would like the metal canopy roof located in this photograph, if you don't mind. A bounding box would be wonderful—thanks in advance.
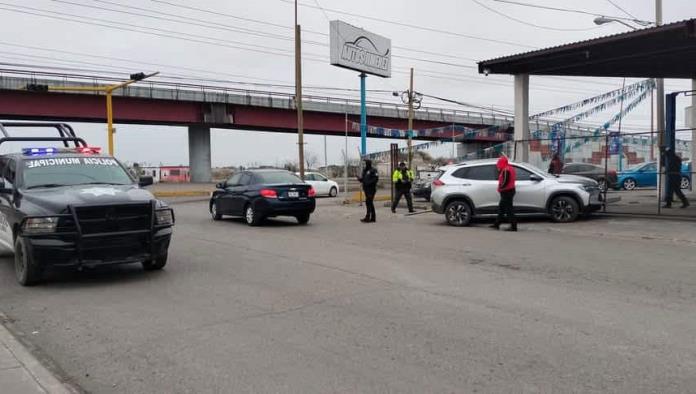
[478,19,696,79]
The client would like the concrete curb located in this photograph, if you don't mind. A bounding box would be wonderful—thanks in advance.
[0,313,76,393]
[153,191,211,198]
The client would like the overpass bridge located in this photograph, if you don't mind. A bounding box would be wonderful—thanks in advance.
[0,73,516,181]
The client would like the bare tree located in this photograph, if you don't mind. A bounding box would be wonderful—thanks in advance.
[283,160,299,173]
[305,151,319,170]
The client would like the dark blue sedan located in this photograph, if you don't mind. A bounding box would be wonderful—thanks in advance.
[210,169,316,225]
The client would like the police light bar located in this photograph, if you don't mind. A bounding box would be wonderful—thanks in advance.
[76,146,102,154]
[22,147,58,155]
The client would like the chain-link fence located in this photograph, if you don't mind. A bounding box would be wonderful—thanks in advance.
[453,130,693,217]
[507,132,694,217]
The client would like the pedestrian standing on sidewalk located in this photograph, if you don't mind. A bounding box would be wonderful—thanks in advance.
[357,159,379,223]
[491,155,518,231]
[391,162,415,213]
[548,153,563,175]
[663,147,690,209]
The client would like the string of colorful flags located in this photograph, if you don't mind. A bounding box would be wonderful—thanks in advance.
[348,121,511,141]
[562,88,653,154]
[530,79,654,120]
[363,140,443,161]
[548,79,655,129]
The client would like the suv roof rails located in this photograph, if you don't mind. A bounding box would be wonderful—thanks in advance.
[0,122,81,148]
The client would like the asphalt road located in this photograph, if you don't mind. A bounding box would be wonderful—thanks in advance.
[1,199,696,393]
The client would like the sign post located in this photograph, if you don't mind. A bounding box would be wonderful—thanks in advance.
[330,20,391,157]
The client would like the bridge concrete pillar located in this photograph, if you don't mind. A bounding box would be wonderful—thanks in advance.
[514,74,530,163]
[188,125,212,183]
[691,79,696,193]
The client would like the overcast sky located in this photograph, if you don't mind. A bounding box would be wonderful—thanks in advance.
[1,0,695,167]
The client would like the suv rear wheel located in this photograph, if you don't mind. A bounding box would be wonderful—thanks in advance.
[444,200,472,227]
[549,196,580,223]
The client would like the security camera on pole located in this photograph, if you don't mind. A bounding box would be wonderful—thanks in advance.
[329,20,392,158]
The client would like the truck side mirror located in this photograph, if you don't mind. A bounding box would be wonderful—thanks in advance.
[138,176,154,187]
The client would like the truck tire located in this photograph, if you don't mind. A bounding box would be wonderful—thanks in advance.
[14,237,42,286]
[143,254,167,271]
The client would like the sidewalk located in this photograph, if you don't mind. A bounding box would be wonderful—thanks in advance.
[0,314,74,394]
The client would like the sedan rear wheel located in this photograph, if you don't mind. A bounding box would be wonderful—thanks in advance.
[245,205,263,226]
[444,201,472,227]
[549,196,579,223]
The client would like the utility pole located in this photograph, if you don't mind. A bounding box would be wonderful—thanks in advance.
[655,0,664,200]
[407,68,414,169]
[323,134,328,171]
[343,113,348,201]
[295,0,305,180]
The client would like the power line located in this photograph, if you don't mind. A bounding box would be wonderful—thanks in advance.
[149,0,483,62]
[282,0,538,49]
[605,0,639,20]
[0,3,303,58]
[470,0,601,32]
[0,7,635,96]
[491,0,639,22]
[51,0,476,70]
[0,41,295,86]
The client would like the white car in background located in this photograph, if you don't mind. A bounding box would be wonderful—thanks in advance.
[298,172,340,197]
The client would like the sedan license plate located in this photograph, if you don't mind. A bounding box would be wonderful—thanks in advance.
[288,191,299,198]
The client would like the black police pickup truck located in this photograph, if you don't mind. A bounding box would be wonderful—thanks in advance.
[0,123,174,285]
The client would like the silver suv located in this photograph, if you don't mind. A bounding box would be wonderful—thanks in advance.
[431,159,602,226]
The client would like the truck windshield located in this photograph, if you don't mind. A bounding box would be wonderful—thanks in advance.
[21,156,134,189]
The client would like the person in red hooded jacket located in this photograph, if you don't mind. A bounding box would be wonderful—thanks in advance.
[491,155,518,231]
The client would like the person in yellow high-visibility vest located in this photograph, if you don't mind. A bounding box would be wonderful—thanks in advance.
[391,162,415,213]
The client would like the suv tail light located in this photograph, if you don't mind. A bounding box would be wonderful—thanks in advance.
[260,189,278,199]
[308,187,316,197]
[432,179,445,187]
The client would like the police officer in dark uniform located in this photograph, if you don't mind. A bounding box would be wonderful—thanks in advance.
[357,159,379,222]
[663,147,690,209]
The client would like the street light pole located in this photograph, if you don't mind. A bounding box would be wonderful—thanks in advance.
[407,68,414,169]
[27,72,159,156]
[295,0,305,180]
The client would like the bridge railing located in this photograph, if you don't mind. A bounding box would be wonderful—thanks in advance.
[0,69,517,125]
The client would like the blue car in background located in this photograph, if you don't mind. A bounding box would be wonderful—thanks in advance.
[616,161,692,190]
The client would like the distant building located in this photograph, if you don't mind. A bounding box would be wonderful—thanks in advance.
[140,166,161,183]
[159,166,190,183]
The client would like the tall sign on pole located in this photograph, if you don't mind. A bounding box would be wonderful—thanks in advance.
[330,20,391,157]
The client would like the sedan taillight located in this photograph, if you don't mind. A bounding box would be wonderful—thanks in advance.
[308,187,316,197]
[260,189,278,199]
